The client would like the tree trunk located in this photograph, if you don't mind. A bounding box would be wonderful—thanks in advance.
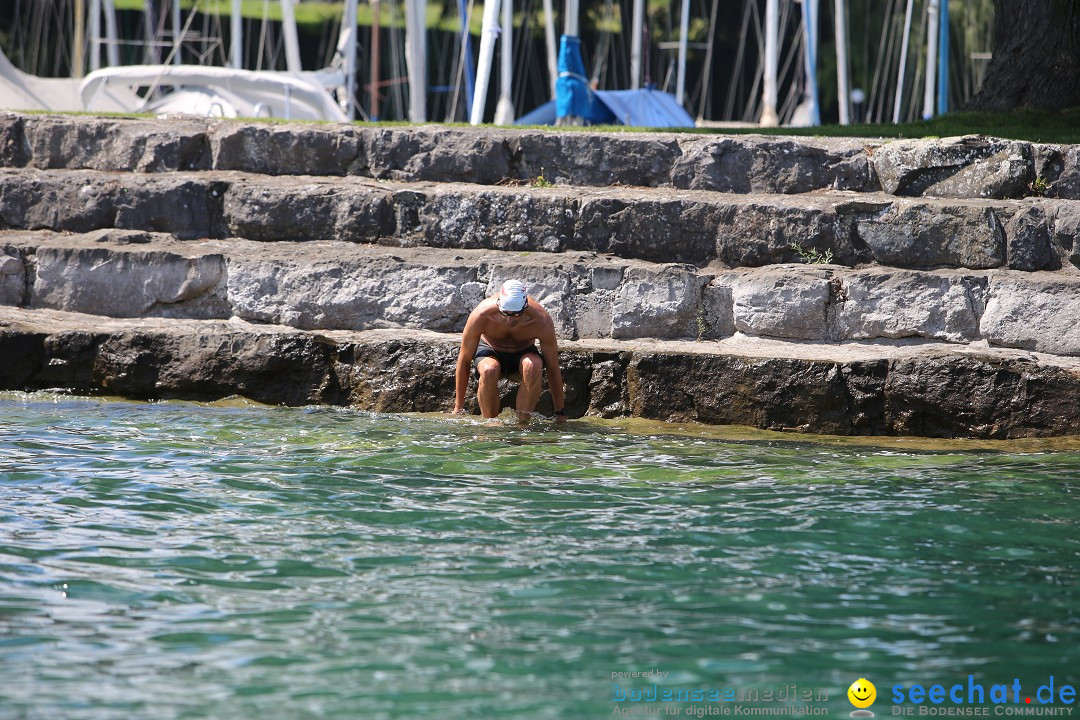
[966,0,1080,111]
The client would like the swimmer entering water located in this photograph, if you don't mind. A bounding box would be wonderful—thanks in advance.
[452,279,567,425]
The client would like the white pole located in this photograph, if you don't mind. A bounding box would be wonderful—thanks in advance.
[800,0,820,125]
[143,0,155,64]
[74,0,85,77]
[923,0,939,119]
[102,0,119,67]
[343,0,359,119]
[470,0,503,124]
[893,0,914,124]
[280,0,303,73]
[564,0,579,37]
[90,0,102,71]
[494,0,514,124]
[406,0,429,121]
[761,0,779,126]
[231,0,243,68]
[676,0,690,106]
[172,0,182,65]
[834,0,850,124]
[542,0,558,97]
[630,0,643,90]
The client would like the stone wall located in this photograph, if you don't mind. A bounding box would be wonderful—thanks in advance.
[2,112,1080,438]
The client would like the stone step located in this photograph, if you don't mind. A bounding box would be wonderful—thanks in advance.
[3,305,1080,439]
[4,112,1079,200]
[3,229,1079,356]
[2,167,1078,272]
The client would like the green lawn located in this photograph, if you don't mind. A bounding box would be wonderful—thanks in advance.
[543,107,1080,144]
[32,107,1080,145]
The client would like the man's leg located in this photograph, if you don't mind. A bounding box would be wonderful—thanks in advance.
[476,357,502,418]
[515,353,544,423]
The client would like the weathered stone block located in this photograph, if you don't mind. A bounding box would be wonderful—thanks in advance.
[716,199,863,267]
[511,132,682,187]
[0,171,116,232]
[873,135,1034,199]
[611,265,707,340]
[225,180,355,241]
[421,189,574,253]
[226,245,481,332]
[112,176,222,239]
[627,352,885,435]
[210,122,360,175]
[0,114,29,167]
[721,267,831,340]
[574,196,718,266]
[569,266,624,339]
[586,356,630,418]
[980,272,1080,356]
[31,245,226,318]
[0,252,24,305]
[883,352,1080,439]
[1005,205,1057,271]
[829,269,985,343]
[856,200,1006,269]
[364,127,511,184]
[90,329,333,405]
[0,171,221,238]
[700,281,735,339]
[24,115,210,172]
[672,136,874,193]
[1034,144,1080,200]
[1051,203,1080,269]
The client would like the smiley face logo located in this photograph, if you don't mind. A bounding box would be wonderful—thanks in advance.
[848,678,877,711]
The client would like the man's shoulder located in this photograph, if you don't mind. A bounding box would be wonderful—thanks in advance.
[468,297,498,317]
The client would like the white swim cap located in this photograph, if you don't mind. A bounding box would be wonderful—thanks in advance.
[498,279,528,312]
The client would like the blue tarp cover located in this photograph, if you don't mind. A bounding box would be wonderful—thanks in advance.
[524,34,694,128]
[554,35,613,124]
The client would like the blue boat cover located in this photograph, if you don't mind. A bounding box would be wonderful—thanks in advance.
[525,34,695,128]
[593,88,695,127]
[555,35,614,124]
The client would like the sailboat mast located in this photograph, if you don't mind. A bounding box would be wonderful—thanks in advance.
[90,0,101,71]
[280,0,303,73]
[171,0,182,64]
[231,0,243,67]
[834,0,851,124]
[406,0,428,121]
[543,0,558,97]
[494,0,514,124]
[74,0,86,78]
[630,0,643,90]
[470,0,503,124]
[923,0,939,119]
[103,0,119,66]
[761,0,779,126]
[676,0,689,106]
[893,0,914,123]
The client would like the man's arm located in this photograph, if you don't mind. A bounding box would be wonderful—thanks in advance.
[453,311,484,414]
[537,322,567,423]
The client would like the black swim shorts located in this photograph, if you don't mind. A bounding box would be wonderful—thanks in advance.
[474,339,544,378]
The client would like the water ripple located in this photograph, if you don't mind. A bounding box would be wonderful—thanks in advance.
[2,394,1080,719]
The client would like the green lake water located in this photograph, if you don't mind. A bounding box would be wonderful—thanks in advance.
[1,393,1079,719]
